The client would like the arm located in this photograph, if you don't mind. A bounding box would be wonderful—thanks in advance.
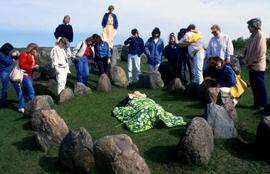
[19,52,33,71]
[139,38,145,56]
[54,25,60,39]
[0,53,13,66]
[101,13,107,28]
[124,37,132,46]
[69,25,73,42]
[144,38,151,58]
[50,47,59,68]
[113,13,118,29]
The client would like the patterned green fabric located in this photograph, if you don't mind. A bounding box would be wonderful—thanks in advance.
[113,96,186,133]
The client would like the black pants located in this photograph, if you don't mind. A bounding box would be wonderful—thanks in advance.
[96,58,108,75]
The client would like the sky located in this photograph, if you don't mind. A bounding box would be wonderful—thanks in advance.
[0,0,269,48]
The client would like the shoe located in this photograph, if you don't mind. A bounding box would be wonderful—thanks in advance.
[18,108,25,113]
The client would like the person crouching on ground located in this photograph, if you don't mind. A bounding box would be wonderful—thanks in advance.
[124,28,144,84]
[50,37,71,95]
[72,37,94,85]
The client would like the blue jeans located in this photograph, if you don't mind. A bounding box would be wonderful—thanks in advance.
[75,56,89,85]
[22,75,35,101]
[0,70,25,109]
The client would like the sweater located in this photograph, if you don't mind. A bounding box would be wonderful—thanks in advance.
[163,43,181,65]
[124,36,144,56]
[18,52,37,77]
[72,41,95,58]
[101,13,118,29]
[0,52,13,72]
[54,24,73,42]
[245,30,267,71]
[216,64,236,87]
[144,37,164,65]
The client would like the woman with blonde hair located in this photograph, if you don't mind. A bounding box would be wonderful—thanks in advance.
[19,43,39,101]
[50,37,72,95]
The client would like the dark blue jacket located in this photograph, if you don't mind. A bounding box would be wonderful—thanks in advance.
[144,37,164,65]
[0,52,13,73]
[216,64,236,87]
[163,43,181,65]
[54,24,73,42]
[101,13,118,29]
[124,36,144,56]
[94,41,111,59]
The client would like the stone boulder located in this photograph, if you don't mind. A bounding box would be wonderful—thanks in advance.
[39,64,56,80]
[230,55,241,74]
[217,91,238,122]
[206,102,238,139]
[32,109,69,152]
[138,71,164,89]
[110,66,128,88]
[94,134,150,174]
[158,62,176,85]
[206,87,220,104]
[58,88,74,103]
[111,46,119,66]
[59,127,95,173]
[197,79,216,103]
[97,74,112,92]
[24,95,53,117]
[256,116,270,159]
[167,78,185,92]
[177,117,214,165]
[120,45,129,61]
[74,82,91,96]
[184,83,199,98]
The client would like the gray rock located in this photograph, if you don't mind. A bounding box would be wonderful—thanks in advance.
[59,127,95,173]
[24,95,52,117]
[230,55,241,74]
[138,71,164,89]
[32,109,69,152]
[111,47,119,66]
[256,116,270,159]
[120,45,129,61]
[206,102,238,139]
[97,74,112,92]
[74,82,91,96]
[217,91,238,122]
[58,88,74,103]
[177,117,214,165]
[207,87,220,104]
[94,134,150,174]
[110,66,128,88]
[168,78,185,92]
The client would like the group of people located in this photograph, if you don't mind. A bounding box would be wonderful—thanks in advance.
[0,3,268,114]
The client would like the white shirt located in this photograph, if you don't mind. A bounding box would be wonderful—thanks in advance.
[50,45,71,69]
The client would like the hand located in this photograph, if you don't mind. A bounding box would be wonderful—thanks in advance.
[11,50,20,57]
[108,59,111,64]
[33,64,39,69]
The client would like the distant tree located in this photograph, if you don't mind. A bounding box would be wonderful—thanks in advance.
[232,37,247,50]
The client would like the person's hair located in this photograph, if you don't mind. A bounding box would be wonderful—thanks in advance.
[210,24,221,32]
[108,5,115,11]
[212,56,224,64]
[55,37,69,46]
[26,43,38,53]
[152,27,161,37]
[92,34,103,43]
[131,28,138,35]
[247,18,262,30]
[177,28,187,40]
[85,37,93,43]
[62,15,70,23]
[187,24,196,31]
[169,33,176,42]
[0,43,14,55]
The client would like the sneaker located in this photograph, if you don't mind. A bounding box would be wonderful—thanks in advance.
[18,108,25,113]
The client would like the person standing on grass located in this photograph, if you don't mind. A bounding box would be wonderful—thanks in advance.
[50,37,72,95]
[206,24,234,64]
[72,37,94,85]
[145,27,164,72]
[0,43,25,113]
[54,15,73,43]
[92,34,111,75]
[244,18,268,110]
[124,28,144,84]
[19,43,39,102]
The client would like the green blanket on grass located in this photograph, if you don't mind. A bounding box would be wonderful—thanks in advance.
[113,96,186,133]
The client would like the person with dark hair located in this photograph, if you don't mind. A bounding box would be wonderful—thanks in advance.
[0,43,25,112]
[72,37,94,85]
[19,43,39,102]
[54,15,73,43]
[51,37,72,95]
[245,18,268,110]
[163,33,181,78]
[102,5,118,49]
[145,27,164,72]
[124,28,144,84]
[92,34,111,75]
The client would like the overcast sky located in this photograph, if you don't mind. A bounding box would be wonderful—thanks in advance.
[0,0,269,47]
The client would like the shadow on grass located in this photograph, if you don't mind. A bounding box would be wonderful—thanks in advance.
[39,156,68,174]
[12,136,39,151]
[144,145,178,163]
[34,83,57,100]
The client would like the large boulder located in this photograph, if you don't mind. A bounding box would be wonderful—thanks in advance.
[74,82,91,96]
[206,87,220,104]
[256,116,270,159]
[110,66,128,88]
[120,45,129,61]
[197,79,216,103]
[230,55,241,74]
[111,46,120,66]
[97,74,112,92]
[59,127,95,173]
[158,62,176,85]
[138,71,164,89]
[32,109,69,152]
[206,103,238,139]
[94,134,150,174]
[39,64,56,80]
[184,83,199,98]
[177,117,214,165]
[167,78,185,92]
[24,95,53,117]
[217,91,238,122]
[58,88,74,103]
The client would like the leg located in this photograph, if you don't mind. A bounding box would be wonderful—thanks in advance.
[127,54,133,83]
[81,56,89,85]
[253,70,268,108]
[103,59,109,74]
[187,54,194,82]
[22,76,35,100]
[0,71,9,105]
[96,59,105,75]
[75,59,83,83]
[56,69,68,95]
[12,82,25,109]
[134,55,141,81]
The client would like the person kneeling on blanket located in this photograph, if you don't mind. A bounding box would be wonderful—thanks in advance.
[113,91,186,133]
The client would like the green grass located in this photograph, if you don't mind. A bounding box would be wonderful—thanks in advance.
[1,56,270,174]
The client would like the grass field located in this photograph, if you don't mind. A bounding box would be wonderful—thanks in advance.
[0,53,270,174]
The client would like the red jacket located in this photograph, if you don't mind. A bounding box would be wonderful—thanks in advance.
[19,52,36,77]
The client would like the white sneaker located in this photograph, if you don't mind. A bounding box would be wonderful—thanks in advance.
[18,108,25,113]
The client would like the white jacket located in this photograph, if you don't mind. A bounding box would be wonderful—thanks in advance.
[72,41,95,58]
[50,45,71,71]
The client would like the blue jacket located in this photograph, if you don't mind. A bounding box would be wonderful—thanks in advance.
[216,64,236,87]
[163,43,181,65]
[94,41,111,59]
[0,52,13,73]
[124,36,144,56]
[101,13,118,29]
[144,37,164,65]
[54,24,73,42]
